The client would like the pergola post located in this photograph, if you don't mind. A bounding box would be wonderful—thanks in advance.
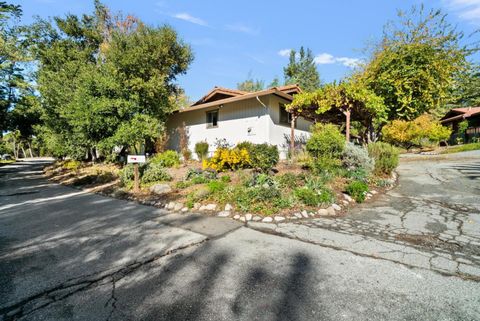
[290,114,297,157]
[344,109,351,143]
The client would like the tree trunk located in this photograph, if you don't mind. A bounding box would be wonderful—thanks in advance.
[290,114,297,157]
[344,109,351,143]
[28,142,33,158]
[21,146,27,159]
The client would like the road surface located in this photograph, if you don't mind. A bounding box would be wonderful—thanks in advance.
[0,154,479,321]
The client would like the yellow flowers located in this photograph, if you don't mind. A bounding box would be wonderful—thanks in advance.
[203,148,250,171]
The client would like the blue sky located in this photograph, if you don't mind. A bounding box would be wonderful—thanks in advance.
[15,0,480,101]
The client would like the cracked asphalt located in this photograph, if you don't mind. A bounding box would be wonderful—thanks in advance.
[1,155,480,321]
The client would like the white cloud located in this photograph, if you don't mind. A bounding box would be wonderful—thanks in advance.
[278,49,292,57]
[226,23,259,35]
[336,57,361,68]
[444,0,480,24]
[314,53,361,68]
[172,13,208,26]
[313,53,336,64]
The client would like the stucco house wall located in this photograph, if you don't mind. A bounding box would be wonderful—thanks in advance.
[166,90,313,160]
[166,97,270,158]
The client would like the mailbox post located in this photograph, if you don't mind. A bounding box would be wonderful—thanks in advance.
[127,155,146,193]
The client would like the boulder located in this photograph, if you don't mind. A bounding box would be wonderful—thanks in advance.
[342,193,353,202]
[274,216,286,222]
[174,203,183,211]
[217,211,231,217]
[224,203,233,211]
[317,208,329,216]
[149,184,172,195]
[332,203,341,211]
[245,213,253,221]
[262,217,273,223]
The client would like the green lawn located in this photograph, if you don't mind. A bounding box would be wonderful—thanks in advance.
[441,142,480,154]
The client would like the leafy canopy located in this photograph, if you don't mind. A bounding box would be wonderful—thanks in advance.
[362,5,471,120]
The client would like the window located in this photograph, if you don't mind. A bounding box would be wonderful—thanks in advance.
[279,103,295,126]
[206,110,218,128]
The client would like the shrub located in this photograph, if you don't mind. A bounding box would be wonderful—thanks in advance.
[63,160,81,170]
[220,175,231,183]
[236,142,279,172]
[367,142,399,176]
[207,180,227,193]
[294,186,334,206]
[344,168,368,182]
[150,150,180,168]
[141,163,172,184]
[248,144,279,172]
[246,172,276,188]
[342,143,374,174]
[346,180,369,203]
[194,141,209,160]
[275,173,306,189]
[236,141,254,150]
[382,115,452,149]
[185,168,217,181]
[119,163,147,185]
[306,123,345,159]
[203,147,250,171]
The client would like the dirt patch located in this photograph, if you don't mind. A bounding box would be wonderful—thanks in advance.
[395,233,461,252]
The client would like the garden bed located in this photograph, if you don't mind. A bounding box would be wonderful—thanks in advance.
[43,158,397,223]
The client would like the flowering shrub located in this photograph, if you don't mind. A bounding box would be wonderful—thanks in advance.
[203,147,250,171]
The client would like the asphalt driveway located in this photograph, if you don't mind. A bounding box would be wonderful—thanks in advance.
[1,155,479,321]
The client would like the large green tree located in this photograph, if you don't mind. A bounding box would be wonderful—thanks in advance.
[362,6,471,120]
[0,1,25,134]
[31,1,193,160]
[237,73,264,92]
[283,47,320,91]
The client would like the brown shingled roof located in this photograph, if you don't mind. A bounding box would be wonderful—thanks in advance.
[440,106,480,123]
[186,84,302,111]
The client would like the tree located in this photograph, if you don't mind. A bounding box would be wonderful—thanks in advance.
[283,47,320,91]
[237,72,264,92]
[31,1,194,160]
[449,64,480,108]
[268,76,280,88]
[362,5,471,121]
[0,1,26,133]
[287,78,386,144]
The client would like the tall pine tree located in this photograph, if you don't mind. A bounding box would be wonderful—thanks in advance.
[283,46,320,91]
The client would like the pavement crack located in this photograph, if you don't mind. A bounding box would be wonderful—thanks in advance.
[0,239,207,321]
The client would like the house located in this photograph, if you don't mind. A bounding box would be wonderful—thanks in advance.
[166,85,313,159]
[440,107,480,144]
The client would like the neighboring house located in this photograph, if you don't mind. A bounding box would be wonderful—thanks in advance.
[440,107,480,144]
[166,85,313,159]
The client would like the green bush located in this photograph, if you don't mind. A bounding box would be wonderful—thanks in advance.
[119,163,147,185]
[236,142,279,172]
[346,180,369,203]
[342,143,374,173]
[194,141,209,160]
[344,168,368,182]
[220,175,231,183]
[306,123,345,159]
[367,142,399,176]
[246,172,276,188]
[150,150,180,168]
[185,168,217,182]
[275,173,306,189]
[207,180,227,193]
[142,162,172,184]
[294,186,334,206]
